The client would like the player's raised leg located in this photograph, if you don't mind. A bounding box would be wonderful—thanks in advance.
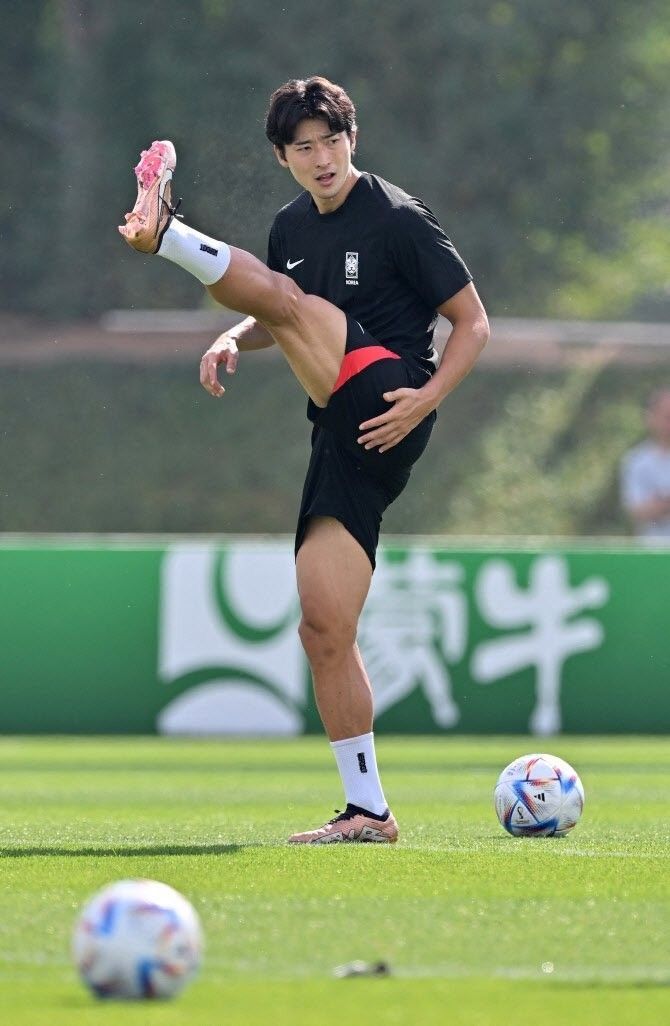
[119,140,345,407]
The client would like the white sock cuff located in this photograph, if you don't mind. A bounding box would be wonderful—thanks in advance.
[330,731,374,752]
[157,218,231,286]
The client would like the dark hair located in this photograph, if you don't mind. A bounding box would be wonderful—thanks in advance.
[265,76,357,153]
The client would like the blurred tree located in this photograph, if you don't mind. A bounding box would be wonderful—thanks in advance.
[1,0,669,319]
[0,0,56,312]
[337,0,670,319]
[54,0,111,313]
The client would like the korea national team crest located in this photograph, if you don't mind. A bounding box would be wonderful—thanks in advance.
[345,251,359,285]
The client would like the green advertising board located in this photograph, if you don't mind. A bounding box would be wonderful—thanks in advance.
[1,536,668,735]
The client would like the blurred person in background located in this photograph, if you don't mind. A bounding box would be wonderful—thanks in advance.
[620,388,670,540]
[119,76,488,844]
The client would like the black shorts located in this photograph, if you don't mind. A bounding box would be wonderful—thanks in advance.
[295,316,436,569]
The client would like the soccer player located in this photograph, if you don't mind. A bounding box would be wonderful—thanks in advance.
[620,387,670,539]
[119,76,489,844]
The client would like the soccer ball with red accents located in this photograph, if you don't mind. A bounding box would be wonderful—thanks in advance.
[494,753,585,837]
[72,879,203,1000]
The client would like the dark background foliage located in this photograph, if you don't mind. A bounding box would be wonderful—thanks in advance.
[2,0,670,320]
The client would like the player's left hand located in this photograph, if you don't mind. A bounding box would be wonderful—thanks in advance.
[358,388,435,453]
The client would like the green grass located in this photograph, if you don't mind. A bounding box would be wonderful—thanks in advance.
[0,736,668,1025]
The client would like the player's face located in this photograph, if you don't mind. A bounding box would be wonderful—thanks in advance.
[275,117,358,214]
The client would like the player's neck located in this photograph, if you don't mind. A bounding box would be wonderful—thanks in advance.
[311,167,361,215]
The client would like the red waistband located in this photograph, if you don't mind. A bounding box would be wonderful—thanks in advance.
[332,345,401,393]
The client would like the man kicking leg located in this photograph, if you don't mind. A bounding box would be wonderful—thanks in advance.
[119,78,488,844]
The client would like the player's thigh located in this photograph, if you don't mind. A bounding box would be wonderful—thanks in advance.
[263,291,347,406]
[296,516,372,633]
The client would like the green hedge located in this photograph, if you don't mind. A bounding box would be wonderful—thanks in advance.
[0,356,659,536]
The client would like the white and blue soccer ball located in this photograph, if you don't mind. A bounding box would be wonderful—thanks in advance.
[494,753,585,837]
[72,879,203,1000]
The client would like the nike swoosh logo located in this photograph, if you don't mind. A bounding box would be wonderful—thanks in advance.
[286,258,304,270]
[158,168,172,211]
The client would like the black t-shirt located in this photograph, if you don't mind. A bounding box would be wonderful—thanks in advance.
[266,172,473,374]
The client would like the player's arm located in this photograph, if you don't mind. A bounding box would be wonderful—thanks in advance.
[358,283,489,452]
[200,316,276,398]
[423,283,490,405]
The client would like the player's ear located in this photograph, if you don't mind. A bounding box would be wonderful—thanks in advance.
[274,144,289,168]
[349,127,357,156]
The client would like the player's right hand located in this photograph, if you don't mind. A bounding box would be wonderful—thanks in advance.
[199,335,239,397]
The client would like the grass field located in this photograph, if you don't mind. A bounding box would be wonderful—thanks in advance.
[0,735,668,1025]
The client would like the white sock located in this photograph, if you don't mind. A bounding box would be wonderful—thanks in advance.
[330,732,388,816]
[157,218,231,286]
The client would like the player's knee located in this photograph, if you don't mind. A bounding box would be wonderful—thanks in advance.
[262,273,302,328]
[298,609,355,664]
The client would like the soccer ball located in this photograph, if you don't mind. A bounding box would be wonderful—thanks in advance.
[494,753,585,837]
[72,879,203,999]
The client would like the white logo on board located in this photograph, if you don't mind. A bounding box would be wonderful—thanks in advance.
[156,545,610,737]
[470,555,609,735]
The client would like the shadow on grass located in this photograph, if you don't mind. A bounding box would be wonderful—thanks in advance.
[0,842,259,858]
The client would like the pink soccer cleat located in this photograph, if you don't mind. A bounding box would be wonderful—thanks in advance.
[118,139,179,253]
[288,804,399,844]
